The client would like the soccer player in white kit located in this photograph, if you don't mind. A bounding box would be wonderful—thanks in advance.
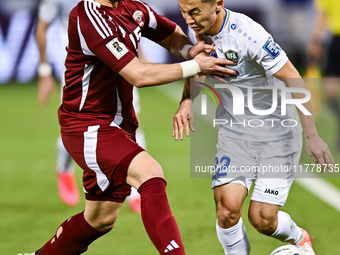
[36,0,82,206]
[173,0,334,254]
[36,0,144,211]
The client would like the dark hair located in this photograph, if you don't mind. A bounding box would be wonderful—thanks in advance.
[109,0,124,3]
[201,0,216,4]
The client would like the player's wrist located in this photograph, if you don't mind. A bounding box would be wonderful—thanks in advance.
[180,97,192,106]
[181,44,193,60]
[38,63,52,77]
[179,60,201,79]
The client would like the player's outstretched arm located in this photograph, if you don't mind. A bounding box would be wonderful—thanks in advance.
[274,60,334,171]
[118,54,237,88]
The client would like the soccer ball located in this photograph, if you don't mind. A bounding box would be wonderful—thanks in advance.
[270,245,311,255]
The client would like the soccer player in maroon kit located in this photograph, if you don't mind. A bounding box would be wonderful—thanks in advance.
[17,0,238,254]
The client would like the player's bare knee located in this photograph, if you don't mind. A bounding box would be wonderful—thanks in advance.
[216,200,242,227]
[248,209,277,236]
[137,161,164,186]
[146,160,163,179]
[127,152,164,189]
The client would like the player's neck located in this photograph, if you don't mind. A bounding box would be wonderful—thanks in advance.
[94,0,119,8]
[206,8,226,36]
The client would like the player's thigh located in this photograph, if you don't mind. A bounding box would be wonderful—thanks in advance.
[126,151,164,189]
[84,199,123,231]
[212,133,256,189]
[251,136,302,207]
[62,125,144,202]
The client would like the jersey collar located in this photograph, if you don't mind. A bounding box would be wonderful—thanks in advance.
[217,8,230,34]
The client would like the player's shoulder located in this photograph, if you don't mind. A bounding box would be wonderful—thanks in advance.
[122,0,152,12]
[225,9,270,48]
[227,9,265,34]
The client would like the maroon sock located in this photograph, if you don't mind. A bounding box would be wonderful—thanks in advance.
[35,212,108,255]
[138,177,185,255]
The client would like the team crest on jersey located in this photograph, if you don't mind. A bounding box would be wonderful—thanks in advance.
[263,38,281,59]
[133,10,145,27]
[225,50,239,62]
[106,38,129,60]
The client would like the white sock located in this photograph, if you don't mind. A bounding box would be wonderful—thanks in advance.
[271,211,302,244]
[128,186,140,201]
[216,218,251,255]
[56,136,74,174]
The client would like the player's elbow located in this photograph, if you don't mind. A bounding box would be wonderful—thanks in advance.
[119,58,153,88]
[129,76,150,88]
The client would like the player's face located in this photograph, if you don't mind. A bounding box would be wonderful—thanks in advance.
[178,0,223,35]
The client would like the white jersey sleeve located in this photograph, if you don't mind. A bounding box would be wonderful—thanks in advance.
[232,13,288,75]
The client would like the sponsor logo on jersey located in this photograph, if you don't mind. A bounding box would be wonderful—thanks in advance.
[264,189,279,195]
[106,38,129,60]
[133,10,145,27]
[263,38,281,59]
[225,50,239,62]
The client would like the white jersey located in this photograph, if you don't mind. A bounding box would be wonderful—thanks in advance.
[188,9,303,141]
[38,0,80,43]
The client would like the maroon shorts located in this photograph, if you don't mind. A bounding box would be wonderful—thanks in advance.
[61,125,144,203]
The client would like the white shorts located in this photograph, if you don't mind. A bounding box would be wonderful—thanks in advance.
[211,133,302,207]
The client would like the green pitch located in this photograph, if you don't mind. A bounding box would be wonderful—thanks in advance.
[0,81,339,254]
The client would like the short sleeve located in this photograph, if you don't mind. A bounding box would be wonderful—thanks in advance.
[137,1,177,43]
[235,14,288,75]
[77,2,136,73]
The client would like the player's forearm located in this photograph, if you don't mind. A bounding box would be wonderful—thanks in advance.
[180,76,205,103]
[292,90,318,138]
[35,19,50,63]
[119,58,196,88]
[159,25,192,59]
[283,77,319,138]
[274,61,319,137]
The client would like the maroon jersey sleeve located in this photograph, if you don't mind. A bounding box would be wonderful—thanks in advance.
[77,1,136,73]
[133,1,177,44]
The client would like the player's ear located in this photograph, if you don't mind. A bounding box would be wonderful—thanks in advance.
[215,0,224,13]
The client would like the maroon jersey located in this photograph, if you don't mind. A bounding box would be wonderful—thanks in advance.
[58,0,176,135]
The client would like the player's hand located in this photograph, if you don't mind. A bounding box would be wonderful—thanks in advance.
[173,99,194,141]
[194,52,239,78]
[305,134,334,172]
[187,40,215,59]
[38,75,57,107]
